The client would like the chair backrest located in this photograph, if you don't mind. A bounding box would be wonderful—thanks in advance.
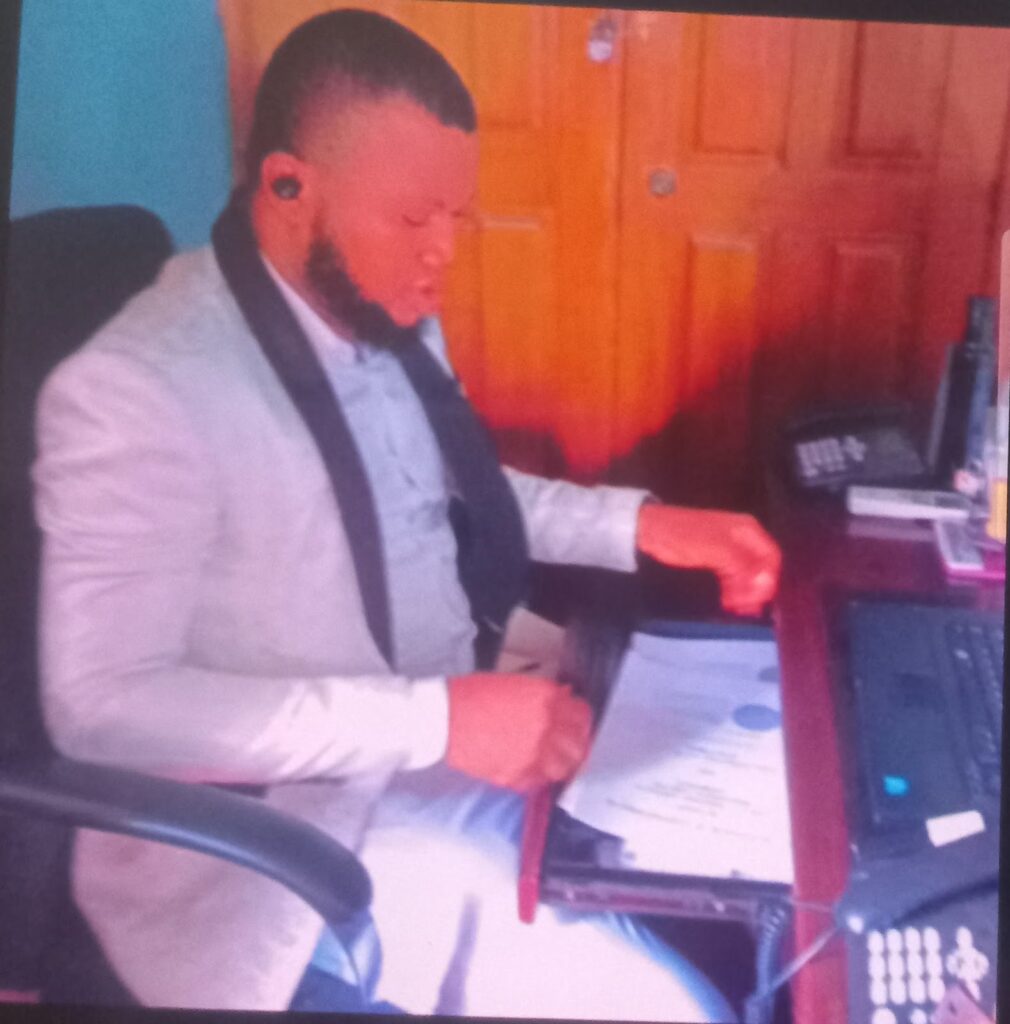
[0,206,174,760]
[0,207,173,995]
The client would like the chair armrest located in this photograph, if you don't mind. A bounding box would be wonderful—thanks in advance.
[0,755,371,929]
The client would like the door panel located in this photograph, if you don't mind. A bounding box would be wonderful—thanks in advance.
[838,22,950,163]
[826,239,914,399]
[693,17,794,159]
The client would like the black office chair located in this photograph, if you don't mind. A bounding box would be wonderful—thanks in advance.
[0,206,373,1008]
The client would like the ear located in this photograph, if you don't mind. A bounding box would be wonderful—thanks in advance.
[257,151,320,213]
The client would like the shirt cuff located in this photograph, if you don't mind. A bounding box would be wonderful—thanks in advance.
[402,676,450,770]
[594,485,654,572]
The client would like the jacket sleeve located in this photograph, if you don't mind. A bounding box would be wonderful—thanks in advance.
[503,466,651,572]
[32,348,447,786]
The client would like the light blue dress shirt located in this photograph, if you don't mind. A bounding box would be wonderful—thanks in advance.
[264,260,478,682]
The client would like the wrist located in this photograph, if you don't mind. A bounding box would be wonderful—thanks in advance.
[637,501,719,571]
[634,494,662,551]
[636,500,678,559]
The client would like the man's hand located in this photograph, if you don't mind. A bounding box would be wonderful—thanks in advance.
[636,503,781,617]
[445,674,592,791]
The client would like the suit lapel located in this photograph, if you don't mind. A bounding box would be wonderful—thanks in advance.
[212,194,394,668]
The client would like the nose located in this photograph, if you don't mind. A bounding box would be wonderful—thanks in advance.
[419,212,456,271]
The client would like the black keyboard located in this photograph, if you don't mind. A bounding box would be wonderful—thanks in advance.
[946,621,1004,797]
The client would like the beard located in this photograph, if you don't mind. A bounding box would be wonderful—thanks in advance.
[305,232,418,351]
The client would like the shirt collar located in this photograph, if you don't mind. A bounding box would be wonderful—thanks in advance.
[260,254,359,367]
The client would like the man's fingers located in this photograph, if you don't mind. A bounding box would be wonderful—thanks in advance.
[726,576,774,606]
[523,704,593,787]
[545,719,591,766]
[723,597,767,618]
[503,768,539,791]
[728,568,777,601]
[719,518,781,615]
[728,519,781,578]
[446,675,597,791]
[731,517,780,559]
[535,742,584,783]
[721,572,775,616]
[552,692,593,734]
[504,748,577,791]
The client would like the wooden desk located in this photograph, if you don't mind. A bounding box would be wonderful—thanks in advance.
[770,495,1004,1024]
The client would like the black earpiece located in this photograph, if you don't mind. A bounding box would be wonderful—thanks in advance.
[272,176,302,200]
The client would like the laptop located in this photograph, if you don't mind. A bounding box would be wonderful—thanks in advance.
[842,599,1003,841]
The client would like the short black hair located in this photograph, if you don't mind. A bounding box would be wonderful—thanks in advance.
[245,8,476,184]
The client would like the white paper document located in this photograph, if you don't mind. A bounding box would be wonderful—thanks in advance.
[559,631,795,885]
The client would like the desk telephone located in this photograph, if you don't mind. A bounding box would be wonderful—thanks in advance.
[785,407,927,492]
[838,832,999,1024]
[785,296,998,497]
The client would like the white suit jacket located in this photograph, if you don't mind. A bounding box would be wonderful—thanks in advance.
[32,247,649,1010]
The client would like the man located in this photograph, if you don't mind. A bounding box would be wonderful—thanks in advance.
[32,9,780,1020]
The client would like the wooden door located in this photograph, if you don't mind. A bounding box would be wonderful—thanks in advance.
[218,4,1010,501]
[615,14,1010,505]
[217,1,626,478]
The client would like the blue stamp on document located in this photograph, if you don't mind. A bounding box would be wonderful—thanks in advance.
[732,703,782,731]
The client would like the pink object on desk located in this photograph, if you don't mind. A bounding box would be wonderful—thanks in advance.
[933,519,1006,582]
[942,557,1003,581]
[942,549,1006,582]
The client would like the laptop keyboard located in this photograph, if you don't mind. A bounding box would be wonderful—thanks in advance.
[946,621,1004,797]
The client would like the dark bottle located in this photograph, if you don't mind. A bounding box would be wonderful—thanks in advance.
[936,296,996,487]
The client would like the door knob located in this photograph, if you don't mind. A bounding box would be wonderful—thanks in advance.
[648,168,678,197]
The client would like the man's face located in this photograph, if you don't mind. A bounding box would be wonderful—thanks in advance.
[305,94,478,333]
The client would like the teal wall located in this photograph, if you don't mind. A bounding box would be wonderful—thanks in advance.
[10,0,232,250]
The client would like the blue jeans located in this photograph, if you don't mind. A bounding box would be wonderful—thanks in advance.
[289,964,402,1014]
[297,766,736,1021]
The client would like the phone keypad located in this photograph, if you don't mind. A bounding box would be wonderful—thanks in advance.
[863,924,990,1022]
[795,434,868,483]
[907,976,926,1005]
